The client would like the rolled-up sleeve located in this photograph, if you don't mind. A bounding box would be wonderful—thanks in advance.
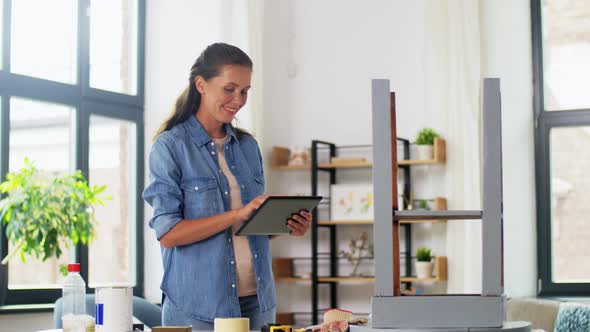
[143,136,184,240]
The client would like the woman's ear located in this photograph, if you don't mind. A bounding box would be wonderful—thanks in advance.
[195,76,206,94]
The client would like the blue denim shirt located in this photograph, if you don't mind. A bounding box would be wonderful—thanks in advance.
[143,115,276,321]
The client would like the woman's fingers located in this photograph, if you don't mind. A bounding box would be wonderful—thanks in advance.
[287,212,311,236]
[249,195,269,211]
[287,219,305,233]
[290,213,309,226]
[254,195,269,207]
[299,210,312,220]
[287,222,304,236]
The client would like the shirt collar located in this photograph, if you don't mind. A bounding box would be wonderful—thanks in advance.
[185,114,238,146]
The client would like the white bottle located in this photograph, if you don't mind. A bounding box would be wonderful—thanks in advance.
[62,263,88,331]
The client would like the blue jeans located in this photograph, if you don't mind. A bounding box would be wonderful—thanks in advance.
[162,295,276,331]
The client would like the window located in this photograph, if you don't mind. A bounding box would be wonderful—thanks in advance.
[0,1,145,306]
[88,115,137,287]
[8,98,74,290]
[89,0,138,95]
[11,0,78,84]
[532,0,590,295]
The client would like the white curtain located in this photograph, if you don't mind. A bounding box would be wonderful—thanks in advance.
[220,0,265,147]
[423,0,483,294]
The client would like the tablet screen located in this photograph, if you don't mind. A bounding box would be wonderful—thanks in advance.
[235,196,323,236]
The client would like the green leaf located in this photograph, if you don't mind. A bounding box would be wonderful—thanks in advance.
[416,246,432,262]
[415,128,440,145]
[59,264,68,276]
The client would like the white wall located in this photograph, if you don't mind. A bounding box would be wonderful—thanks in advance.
[261,1,442,150]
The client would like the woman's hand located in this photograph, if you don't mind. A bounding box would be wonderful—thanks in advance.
[287,210,312,236]
[236,195,269,223]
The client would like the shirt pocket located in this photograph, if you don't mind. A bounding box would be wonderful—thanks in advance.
[180,177,220,218]
[250,175,265,197]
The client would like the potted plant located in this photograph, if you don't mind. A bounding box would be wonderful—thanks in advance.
[0,159,109,273]
[415,246,434,279]
[415,199,430,211]
[415,128,440,160]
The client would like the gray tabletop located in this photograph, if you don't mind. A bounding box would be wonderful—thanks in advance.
[350,321,531,332]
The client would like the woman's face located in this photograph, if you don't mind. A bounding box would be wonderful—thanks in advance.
[195,64,252,125]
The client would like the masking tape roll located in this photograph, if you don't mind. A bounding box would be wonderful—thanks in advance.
[214,317,249,332]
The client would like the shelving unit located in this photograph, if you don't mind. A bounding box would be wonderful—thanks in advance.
[275,256,447,284]
[317,197,448,225]
[271,138,445,170]
[271,138,447,325]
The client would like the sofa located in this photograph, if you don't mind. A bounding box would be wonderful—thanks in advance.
[506,297,590,332]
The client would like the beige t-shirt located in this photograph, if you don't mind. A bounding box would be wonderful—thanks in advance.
[214,137,257,297]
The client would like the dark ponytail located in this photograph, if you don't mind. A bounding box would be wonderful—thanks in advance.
[153,43,253,141]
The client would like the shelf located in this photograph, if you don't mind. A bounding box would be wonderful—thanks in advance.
[318,219,447,226]
[272,164,310,170]
[398,138,446,165]
[275,256,448,283]
[271,161,441,170]
[398,159,441,166]
[318,162,373,169]
[320,277,374,283]
[318,220,375,225]
[270,162,372,170]
[275,276,445,283]
[275,277,312,282]
[271,139,446,170]
[318,197,448,225]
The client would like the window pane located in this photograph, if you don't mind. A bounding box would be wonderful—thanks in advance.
[550,126,590,282]
[11,0,77,84]
[88,116,136,287]
[0,0,3,71]
[542,1,590,111]
[89,0,138,95]
[8,98,74,289]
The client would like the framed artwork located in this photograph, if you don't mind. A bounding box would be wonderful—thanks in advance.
[331,184,374,221]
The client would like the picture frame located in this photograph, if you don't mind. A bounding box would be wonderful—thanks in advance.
[331,183,374,221]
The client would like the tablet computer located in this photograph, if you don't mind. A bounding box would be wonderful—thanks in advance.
[235,196,323,236]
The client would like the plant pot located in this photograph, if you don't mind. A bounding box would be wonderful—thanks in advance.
[415,261,434,279]
[416,144,433,160]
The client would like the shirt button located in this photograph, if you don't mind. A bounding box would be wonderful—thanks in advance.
[230,260,234,265]
[257,277,261,281]
[224,191,229,195]
[241,184,245,189]
[231,165,235,169]
[231,284,235,288]
[226,146,229,150]
[254,254,258,259]
[211,142,215,146]
[194,186,199,191]
[218,169,222,173]
[228,238,231,242]
[211,151,216,155]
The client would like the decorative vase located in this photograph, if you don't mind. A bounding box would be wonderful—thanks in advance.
[416,144,433,160]
[415,261,434,279]
[288,146,305,165]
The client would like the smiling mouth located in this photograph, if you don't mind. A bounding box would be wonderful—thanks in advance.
[224,106,239,113]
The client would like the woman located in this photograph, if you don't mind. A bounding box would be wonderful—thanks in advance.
[143,43,312,330]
